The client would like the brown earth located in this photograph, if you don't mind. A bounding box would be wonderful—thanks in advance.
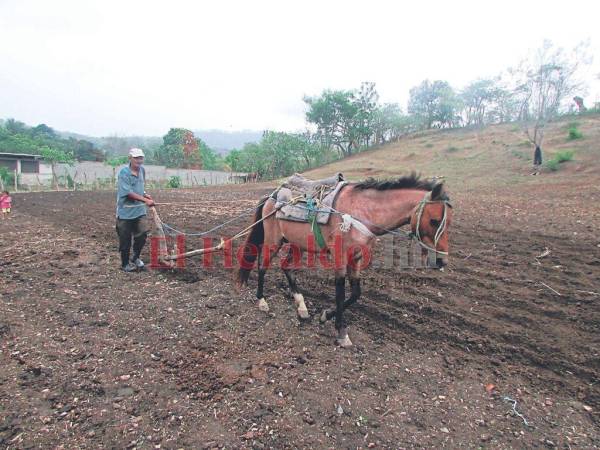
[2,115,600,449]
[1,168,599,449]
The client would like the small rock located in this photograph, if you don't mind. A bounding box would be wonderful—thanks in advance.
[480,434,491,442]
[368,443,376,448]
[583,404,593,412]
[337,405,344,415]
[120,374,131,381]
[302,415,315,425]
[440,427,449,433]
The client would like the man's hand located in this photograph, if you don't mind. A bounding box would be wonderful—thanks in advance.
[143,193,155,207]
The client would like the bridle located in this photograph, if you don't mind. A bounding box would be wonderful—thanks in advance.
[411,192,452,256]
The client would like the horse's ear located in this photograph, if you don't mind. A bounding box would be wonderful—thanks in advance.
[431,183,444,200]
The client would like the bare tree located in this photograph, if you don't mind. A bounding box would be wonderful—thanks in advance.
[510,40,591,169]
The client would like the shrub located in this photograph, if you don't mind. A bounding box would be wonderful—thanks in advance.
[555,150,574,163]
[545,150,574,171]
[545,159,560,171]
[424,143,434,148]
[167,175,182,188]
[0,166,15,187]
[567,126,583,140]
[446,146,459,153]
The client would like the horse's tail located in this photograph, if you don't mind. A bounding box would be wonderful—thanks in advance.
[236,196,267,287]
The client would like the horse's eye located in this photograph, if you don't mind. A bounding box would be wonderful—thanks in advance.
[430,219,440,228]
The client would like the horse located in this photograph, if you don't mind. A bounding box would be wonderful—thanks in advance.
[236,173,453,347]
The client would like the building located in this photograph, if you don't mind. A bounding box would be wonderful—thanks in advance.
[0,152,53,186]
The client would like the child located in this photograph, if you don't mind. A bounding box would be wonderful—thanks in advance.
[1,191,12,218]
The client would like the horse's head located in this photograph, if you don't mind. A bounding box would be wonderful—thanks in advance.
[410,183,453,269]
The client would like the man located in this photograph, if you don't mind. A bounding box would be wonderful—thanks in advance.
[116,148,155,272]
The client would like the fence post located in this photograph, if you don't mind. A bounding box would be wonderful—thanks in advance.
[14,169,18,192]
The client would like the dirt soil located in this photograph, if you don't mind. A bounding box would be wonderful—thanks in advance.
[1,178,599,449]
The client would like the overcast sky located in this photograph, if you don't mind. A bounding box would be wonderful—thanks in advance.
[1,0,599,137]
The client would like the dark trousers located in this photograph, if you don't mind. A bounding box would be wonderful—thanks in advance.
[116,216,149,267]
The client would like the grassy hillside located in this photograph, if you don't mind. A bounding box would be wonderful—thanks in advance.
[303,113,600,188]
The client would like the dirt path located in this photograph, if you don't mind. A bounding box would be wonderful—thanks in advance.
[1,181,599,448]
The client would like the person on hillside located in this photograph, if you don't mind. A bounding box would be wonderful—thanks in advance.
[1,191,12,219]
[116,148,155,272]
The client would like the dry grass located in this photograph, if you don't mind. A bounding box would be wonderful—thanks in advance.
[304,114,600,188]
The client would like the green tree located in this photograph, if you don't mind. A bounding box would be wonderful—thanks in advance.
[106,155,129,185]
[460,78,504,126]
[40,146,75,189]
[408,80,460,129]
[304,89,361,157]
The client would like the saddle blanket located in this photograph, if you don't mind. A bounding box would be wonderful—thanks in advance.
[275,173,346,224]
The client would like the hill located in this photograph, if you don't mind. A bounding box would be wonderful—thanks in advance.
[193,129,262,154]
[303,114,600,189]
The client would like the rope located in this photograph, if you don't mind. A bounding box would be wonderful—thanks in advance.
[503,396,530,427]
[160,204,262,237]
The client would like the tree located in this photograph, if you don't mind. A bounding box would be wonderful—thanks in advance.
[304,90,361,157]
[355,82,380,147]
[511,40,591,162]
[460,78,503,126]
[106,155,129,185]
[408,80,460,129]
[154,128,208,168]
[40,146,75,189]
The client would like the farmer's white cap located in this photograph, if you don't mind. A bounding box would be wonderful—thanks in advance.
[128,148,145,158]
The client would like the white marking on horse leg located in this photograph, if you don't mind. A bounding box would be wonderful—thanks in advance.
[257,297,269,313]
[336,327,353,348]
[293,293,309,319]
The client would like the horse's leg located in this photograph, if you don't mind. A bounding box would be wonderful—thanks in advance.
[334,268,352,347]
[321,263,361,324]
[256,242,283,313]
[256,246,270,312]
[282,246,309,320]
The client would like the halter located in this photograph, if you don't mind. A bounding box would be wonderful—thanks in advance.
[412,192,451,256]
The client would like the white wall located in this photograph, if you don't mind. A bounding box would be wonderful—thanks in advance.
[21,161,246,188]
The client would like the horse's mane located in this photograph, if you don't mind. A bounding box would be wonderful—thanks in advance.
[353,172,437,192]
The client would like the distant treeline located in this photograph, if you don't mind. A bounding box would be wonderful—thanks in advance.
[2,41,597,180]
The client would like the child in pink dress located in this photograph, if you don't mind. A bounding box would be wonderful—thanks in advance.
[1,191,12,218]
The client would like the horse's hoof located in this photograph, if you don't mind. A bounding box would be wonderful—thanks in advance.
[337,335,353,348]
[320,310,329,323]
[257,298,269,313]
[297,307,310,320]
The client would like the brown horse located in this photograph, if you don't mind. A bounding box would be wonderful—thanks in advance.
[236,174,453,347]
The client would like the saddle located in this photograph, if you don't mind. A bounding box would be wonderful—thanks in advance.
[275,173,346,224]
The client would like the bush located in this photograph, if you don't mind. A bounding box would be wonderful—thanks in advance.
[167,175,182,188]
[546,159,560,171]
[446,146,460,153]
[0,166,15,187]
[555,150,574,163]
[567,126,583,140]
[545,150,574,171]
